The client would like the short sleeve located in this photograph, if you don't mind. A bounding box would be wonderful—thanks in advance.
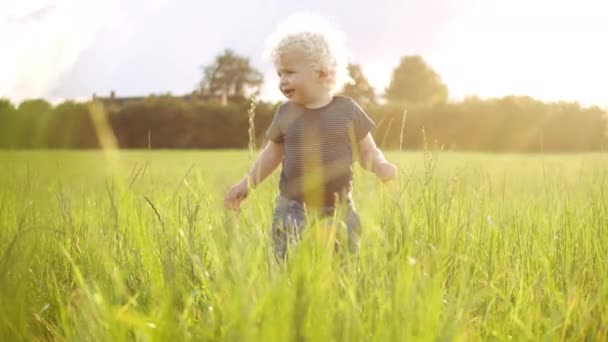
[266,105,285,143]
[351,99,375,141]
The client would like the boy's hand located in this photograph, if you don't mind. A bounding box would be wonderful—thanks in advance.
[374,161,398,182]
[224,180,249,211]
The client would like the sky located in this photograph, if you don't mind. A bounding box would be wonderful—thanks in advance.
[1,0,607,107]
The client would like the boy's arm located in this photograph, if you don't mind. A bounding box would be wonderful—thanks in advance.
[225,140,283,210]
[242,140,283,188]
[357,133,397,182]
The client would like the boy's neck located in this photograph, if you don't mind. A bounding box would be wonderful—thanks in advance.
[302,92,333,109]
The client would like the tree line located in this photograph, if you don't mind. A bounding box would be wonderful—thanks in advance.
[1,51,606,152]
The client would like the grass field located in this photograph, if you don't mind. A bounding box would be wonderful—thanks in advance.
[1,150,607,341]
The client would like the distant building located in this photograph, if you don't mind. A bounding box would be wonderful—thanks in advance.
[92,90,230,109]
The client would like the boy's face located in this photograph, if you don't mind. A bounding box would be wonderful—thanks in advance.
[276,50,326,105]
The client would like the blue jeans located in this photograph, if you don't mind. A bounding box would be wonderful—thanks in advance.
[270,195,362,260]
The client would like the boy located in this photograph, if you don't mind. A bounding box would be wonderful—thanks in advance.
[225,17,397,260]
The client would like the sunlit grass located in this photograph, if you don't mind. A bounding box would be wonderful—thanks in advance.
[1,150,607,340]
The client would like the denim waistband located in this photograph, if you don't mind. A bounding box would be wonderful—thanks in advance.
[276,194,354,216]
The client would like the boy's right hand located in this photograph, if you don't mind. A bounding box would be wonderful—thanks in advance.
[224,180,249,211]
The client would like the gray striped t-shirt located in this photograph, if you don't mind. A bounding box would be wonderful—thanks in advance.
[266,96,375,207]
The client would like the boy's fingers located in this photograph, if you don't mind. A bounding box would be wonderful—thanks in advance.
[224,195,238,210]
[226,201,238,211]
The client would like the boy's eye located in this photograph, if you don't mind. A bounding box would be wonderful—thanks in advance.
[278,70,295,77]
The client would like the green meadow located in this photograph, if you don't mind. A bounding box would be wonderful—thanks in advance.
[1,150,607,341]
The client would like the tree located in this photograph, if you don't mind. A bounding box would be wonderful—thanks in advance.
[16,99,53,148]
[0,99,17,148]
[340,64,376,107]
[199,49,263,104]
[385,55,448,106]
[47,101,98,148]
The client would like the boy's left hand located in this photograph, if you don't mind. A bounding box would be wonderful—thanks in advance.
[374,161,398,182]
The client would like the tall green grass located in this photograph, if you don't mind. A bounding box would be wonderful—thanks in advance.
[0,150,607,341]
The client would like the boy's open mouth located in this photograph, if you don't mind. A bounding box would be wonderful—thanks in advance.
[282,89,295,97]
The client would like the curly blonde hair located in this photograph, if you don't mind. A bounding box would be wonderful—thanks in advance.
[264,13,353,93]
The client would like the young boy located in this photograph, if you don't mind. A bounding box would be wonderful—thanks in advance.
[224,17,397,260]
